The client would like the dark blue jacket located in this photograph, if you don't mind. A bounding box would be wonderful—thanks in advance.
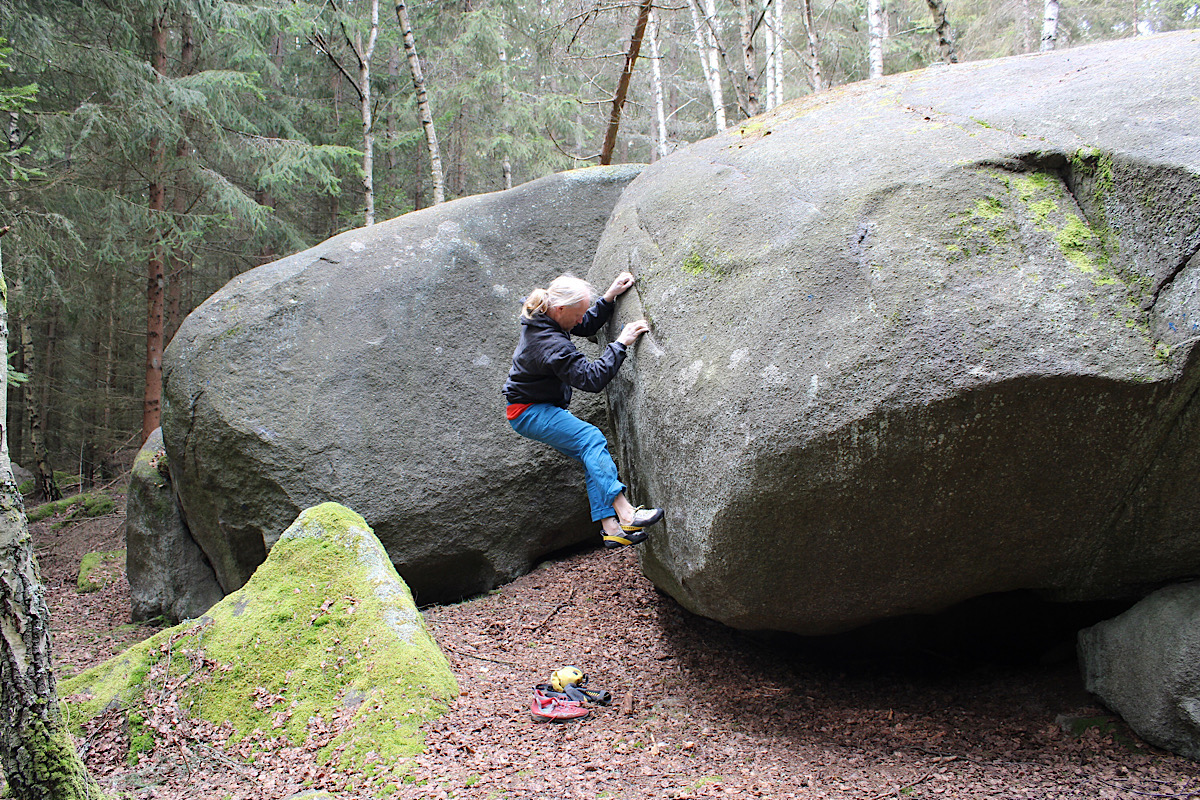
[502,298,628,408]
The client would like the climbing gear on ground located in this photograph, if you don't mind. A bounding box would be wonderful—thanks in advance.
[603,528,649,548]
[550,666,586,692]
[536,683,612,705]
[530,691,589,722]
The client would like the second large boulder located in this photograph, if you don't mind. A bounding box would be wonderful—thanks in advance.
[162,165,642,603]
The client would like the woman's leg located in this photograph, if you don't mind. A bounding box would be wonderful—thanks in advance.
[511,404,625,523]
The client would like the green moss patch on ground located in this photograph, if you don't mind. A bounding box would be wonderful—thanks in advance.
[27,491,117,526]
[60,502,457,782]
[77,550,125,592]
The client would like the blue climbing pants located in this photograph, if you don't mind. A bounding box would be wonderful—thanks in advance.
[510,403,625,522]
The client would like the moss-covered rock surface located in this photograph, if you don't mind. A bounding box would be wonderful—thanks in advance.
[61,503,457,782]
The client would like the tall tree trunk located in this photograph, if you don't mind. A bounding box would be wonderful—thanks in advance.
[1040,0,1059,50]
[143,12,168,445]
[102,265,118,463]
[355,0,380,225]
[774,0,784,106]
[0,229,98,800]
[22,309,58,502]
[82,329,100,487]
[764,3,776,110]
[499,46,512,188]
[648,11,668,160]
[687,0,727,131]
[395,0,445,204]
[924,0,958,62]
[802,0,824,91]
[387,43,400,174]
[601,0,653,164]
[738,0,759,117]
[868,0,885,78]
[167,8,195,343]
[1021,0,1034,51]
[8,312,24,466]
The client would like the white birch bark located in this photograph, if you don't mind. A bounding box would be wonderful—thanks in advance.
[1040,0,1059,51]
[648,11,669,160]
[687,0,726,131]
[395,0,445,204]
[357,0,379,225]
[924,0,958,63]
[739,0,759,117]
[770,0,783,107]
[499,46,512,189]
[764,1,777,110]
[868,0,885,78]
[802,0,824,91]
[1,229,98,800]
[1021,0,1034,52]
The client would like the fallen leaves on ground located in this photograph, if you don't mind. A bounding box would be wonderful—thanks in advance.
[32,510,1200,800]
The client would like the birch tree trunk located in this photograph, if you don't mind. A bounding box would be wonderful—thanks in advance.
[868,0,885,78]
[802,0,824,91]
[1021,0,1034,51]
[648,10,669,160]
[764,1,777,111]
[499,46,512,188]
[738,0,759,117]
[1041,0,1059,50]
[601,0,653,165]
[356,0,379,225]
[687,0,726,131]
[924,0,958,63]
[764,0,783,109]
[395,0,445,204]
[0,228,99,800]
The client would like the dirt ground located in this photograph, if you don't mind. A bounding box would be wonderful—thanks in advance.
[24,493,1200,799]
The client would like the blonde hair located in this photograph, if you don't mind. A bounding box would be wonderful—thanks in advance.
[521,274,596,319]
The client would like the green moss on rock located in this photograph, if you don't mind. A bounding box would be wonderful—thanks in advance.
[1056,214,1100,272]
[61,502,457,780]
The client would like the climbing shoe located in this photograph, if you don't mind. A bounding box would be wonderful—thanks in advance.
[603,528,648,549]
[624,506,664,531]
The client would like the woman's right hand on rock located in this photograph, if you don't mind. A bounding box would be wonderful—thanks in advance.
[617,319,650,346]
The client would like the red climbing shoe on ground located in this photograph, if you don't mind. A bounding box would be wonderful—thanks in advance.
[530,692,589,722]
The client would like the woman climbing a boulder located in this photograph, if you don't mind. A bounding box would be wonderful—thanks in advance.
[503,272,664,548]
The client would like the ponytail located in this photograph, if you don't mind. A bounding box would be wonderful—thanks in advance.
[520,275,595,320]
[522,288,551,319]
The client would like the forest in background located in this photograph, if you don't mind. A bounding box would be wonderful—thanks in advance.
[1,0,1197,499]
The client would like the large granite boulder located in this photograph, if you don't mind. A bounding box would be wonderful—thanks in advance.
[162,165,642,604]
[125,428,223,623]
[1079,581,1200,760]
[589,32,1200,634]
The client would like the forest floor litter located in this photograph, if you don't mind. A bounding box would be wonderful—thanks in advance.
[23,495,1200,799]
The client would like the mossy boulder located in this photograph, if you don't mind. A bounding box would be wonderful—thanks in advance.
[161,165,643,605]
[125,427,223,622]
[589,32,1200,634]
[62,503,458,776]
